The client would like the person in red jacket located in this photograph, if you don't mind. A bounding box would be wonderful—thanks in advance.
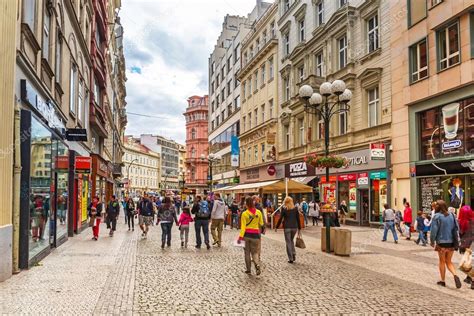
[403,201,413,240]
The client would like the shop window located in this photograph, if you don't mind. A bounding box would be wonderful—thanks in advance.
[437,21,460,71]
[370,176,388,223]
[419,176,472,215]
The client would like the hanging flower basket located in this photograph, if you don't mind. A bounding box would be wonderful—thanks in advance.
[304,154,349,169]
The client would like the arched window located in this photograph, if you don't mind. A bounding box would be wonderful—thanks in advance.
[191,128,196,139]
[191,168,195,181]
[191,147,196,158]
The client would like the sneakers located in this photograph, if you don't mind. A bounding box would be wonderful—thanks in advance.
[206,243,211,250]
[195,245,201,249]
[255,265,261,275]
[454,275,462,289]
[244,270,251,274]
[181,241,184,248]
[161,242,165,249]
[437,281,446,287]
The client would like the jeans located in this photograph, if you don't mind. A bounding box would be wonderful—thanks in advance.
[416,230,427,245]
[211,219,224,245]
[127,212,135,230]
[161,222,173,245]
[194,219,210,246]
[382,221,398,241]
[231,214,239,229]
[180,224,190,246]
[312,216,319,226]
[106,215,117,231]
[284,228,298,261]
[303,213,308,226]
[244,237,261,271]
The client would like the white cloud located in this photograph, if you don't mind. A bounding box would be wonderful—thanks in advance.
[121,0,262,143]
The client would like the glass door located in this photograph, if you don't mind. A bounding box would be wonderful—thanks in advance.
[359,189,369,226]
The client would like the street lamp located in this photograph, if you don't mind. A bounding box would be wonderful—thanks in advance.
[126,158,139,195]
[299,80,352,253]
[200,153,221,193]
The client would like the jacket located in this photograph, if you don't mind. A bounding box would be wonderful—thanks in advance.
[239,208,264,240]
[276,207,301,230]
[211,199,226,220]
[139,199,154,217]
[158,204,178,224]
[125,200,135,215]
[87,202,102,218]
[403,207,412,223]
[430,212,459,245]
[415,216,425,231]
[178,212,194,226]
[106,200,120,217]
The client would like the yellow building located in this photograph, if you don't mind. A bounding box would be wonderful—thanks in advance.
[238,3,280,184]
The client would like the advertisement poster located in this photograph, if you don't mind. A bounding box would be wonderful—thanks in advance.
[349,182,357,211]
[231,136,239,167]
[81,180,88,222]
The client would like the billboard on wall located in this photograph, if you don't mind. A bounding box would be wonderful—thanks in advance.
[231,136,239,167]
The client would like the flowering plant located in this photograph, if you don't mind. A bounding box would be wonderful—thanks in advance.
[304,154,349,169]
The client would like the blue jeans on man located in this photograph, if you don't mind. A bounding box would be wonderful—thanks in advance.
[415,230,427,245]
[382,220,398,242]
[194,219,210,248]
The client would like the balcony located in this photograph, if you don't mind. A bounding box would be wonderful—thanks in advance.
[113,163,124,178]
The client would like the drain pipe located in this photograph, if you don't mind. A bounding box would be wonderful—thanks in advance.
[12,99,22,274]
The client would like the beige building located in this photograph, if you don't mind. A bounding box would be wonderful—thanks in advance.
[123,136,161,195]
[390,0,474,214]
[238,3,280,184]
[276,0,393,225]
[178,144,186,188]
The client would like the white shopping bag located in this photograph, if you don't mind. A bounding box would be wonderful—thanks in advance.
[233,238,245,248]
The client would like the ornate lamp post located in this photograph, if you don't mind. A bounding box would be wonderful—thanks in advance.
[299,80,352,253]
[126,158,139,196]
[200,153,221,193]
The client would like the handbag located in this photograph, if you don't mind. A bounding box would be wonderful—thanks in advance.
[459,248,472,273]
[451,213,460,251]
[295,231,306,249]
[89,216,95,227]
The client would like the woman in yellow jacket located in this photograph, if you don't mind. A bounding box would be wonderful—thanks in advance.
[238,196,264,275]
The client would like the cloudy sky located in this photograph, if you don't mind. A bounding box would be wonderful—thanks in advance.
[121,0,264,144]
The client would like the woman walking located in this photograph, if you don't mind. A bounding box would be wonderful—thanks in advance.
[178,207,193,248]
[430,200,462,288]
[403,201,413,240]
[125,197,136,231]
[158,196,178,248]
[238,196,264,275]
[88,196,102,240]
[275,197,301,263]
[458,205,474,287]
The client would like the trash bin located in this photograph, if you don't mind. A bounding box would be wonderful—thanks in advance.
[334,228,351,256]
[321,227,336,252]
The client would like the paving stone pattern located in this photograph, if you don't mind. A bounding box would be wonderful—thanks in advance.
[0,220,473,315]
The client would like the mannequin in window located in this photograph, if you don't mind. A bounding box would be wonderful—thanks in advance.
[449,178,464,217]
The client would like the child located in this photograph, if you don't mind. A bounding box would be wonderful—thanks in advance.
[423,213,431,241]
[178,207,193,248]
[414,211,427,246]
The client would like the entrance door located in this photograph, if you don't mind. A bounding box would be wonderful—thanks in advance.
[359,189,369,226]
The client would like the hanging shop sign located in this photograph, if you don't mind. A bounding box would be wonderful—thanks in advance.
[370,143,386,160]
[231,136,239,167]
[65,129,88,142]
[357,172,369,188]
[75,156,91,173]
[285,161,316,177]
[314,149,387,175]
[267,165,276,176]
[20,80,66,135]
[55,156,69,170]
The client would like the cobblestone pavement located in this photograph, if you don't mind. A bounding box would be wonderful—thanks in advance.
[0,219,473,315]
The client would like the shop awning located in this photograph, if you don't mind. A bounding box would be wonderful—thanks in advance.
[216,179,313,194]
[214,185,237,193]
[292,176,317,184]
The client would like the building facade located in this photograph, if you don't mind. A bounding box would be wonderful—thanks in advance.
[390,0,474,215]
[123,136,160,195]
[238,3,280,184]
[184,95,209,194]
[208,1,272,187]
[275,0,393,225]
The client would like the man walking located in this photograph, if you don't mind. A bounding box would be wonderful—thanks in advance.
[191,195,211,249]
[106,195,120,237]
[338,200,348,225]
[381,203,398,243]
[138,194,154,239]
[210,193,226,247]
[301,199,309,226]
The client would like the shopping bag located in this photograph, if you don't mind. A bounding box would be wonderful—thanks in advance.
[459,248,473,273]
[295,232,306,249]
[233,237,245,248]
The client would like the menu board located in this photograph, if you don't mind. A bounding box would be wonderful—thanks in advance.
[420,177,444,212]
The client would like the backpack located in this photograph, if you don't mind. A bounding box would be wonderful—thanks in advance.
[302,202,308,213]
[198,200,210,218]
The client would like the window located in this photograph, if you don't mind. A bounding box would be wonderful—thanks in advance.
[437,21,460,71]
[234,76,240,88]
[227,56,232,72]
[298,19,305,42]
[228,104,232,116]
[227,81,231,96]
[316,52,324,76]
[191,128,196,139]
[269,57,274,80]
[339,0,347,7]
[254,146,258,163]
[261,104,265,122]
[338,34,347,69]
[408,0,427,27]
[298,66,304,82]
[234,96,240,109]
[248,148,251,164]
[256,38,260,51]
[221,67,225,80]
[243,116,246,131]
[317,112,324,140]
[284,32,290,56]
[78,80,83,122]
[283,0,290,13]
[234,44,240,64]
[243,82,247,98]
[254,71,258,90]
[284,124,290,150]
[55,29,62,82]
[367,15,379,52]
[262,30,267,43]
[431,0,442,6]
[70,65,77,114]
[42,7,51,61]
[270,22,275,38]
[242,149,246,165]
[367,87,379,127]
[284,77,290,102]
[23,0,36,33]
[409,38,428,83]
[261,64,266,84]
[211,101,215,113]
[339,105,347,135]
[316,1,324,26]
[298,118,305,146]
[211,120,215,130]
[261,143,265,162]
[221,110,225,122]
[269,99,274,118]
[211,81,215,94]
[216,74,220,86]
[248,113,252,128]
[211,62,215,75]
[250,45,254,59]
[254,109,258,126]
[249,78,252,95]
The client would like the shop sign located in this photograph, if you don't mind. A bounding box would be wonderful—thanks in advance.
[232,177,240,184]
[319,175,337,183]
[349,182,357,211]
[65,128,88,142]
[357,172,369,187]
[442,140,462,152]
[285,161,316,177]
[247,168,260,180]
[231,136,239,167]
[55,156,69,170]
[337,173,356,181]
[315,149,386,175]
[75,156,91,173]
[20,80,66,134]
[267,165,276,176]
[370,143,386,160]
[370,171,387,179]
[416,158,474,176]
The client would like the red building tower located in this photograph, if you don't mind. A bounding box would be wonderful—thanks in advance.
[183,96,209,194]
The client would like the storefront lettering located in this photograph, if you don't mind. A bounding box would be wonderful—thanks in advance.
[289,162,308,177]
[347,156,368,166]
[246,168,260,180]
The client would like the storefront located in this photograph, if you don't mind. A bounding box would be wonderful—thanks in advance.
[18,79,70,268]
[410,93,474,214]
[74,157,92,233]
[283,147,390,226]
[91,154,113,204]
